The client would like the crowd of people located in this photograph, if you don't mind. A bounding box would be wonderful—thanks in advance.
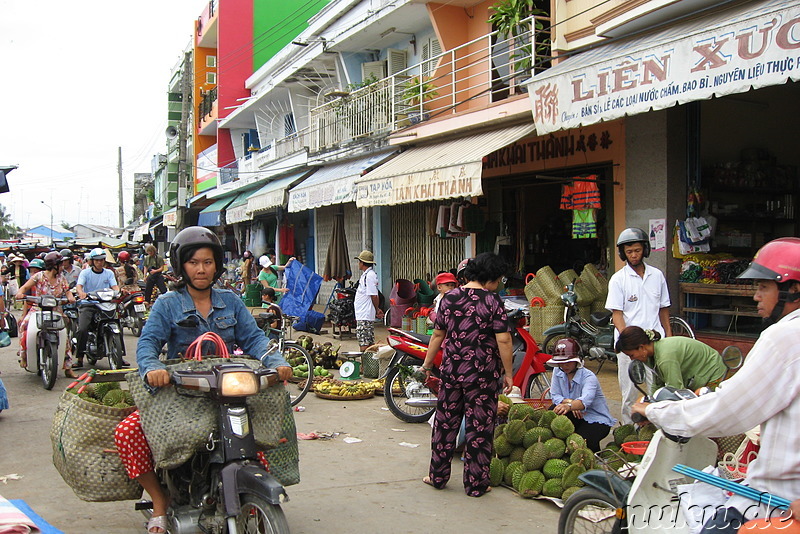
[3,227,800,532]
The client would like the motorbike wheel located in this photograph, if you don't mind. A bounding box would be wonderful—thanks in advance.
[558,488,623,534]
[40,341,58,390]
[130,316,143,337]
[233,493,289,534]
[284,344,313,406]
[106,332,124,370]
[383,364,436,423]
[526,373,550,399]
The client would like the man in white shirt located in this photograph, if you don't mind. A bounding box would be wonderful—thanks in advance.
[605,227,672,423]
[633,238,800,533]
[353,250,383,351]
[74,248,121,368]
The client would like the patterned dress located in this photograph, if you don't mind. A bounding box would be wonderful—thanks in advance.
[429,286,508,496]
[18,271,72,368]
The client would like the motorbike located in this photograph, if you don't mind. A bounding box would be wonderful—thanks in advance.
[77,289,126,369]
[541,281,618,371]
[118,288,146,336]
[21,294,69,390]
[381,306,552,423]
[558,360,718,533]
[136,362,289,534]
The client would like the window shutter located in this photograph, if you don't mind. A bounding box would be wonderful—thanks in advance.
[361,61,387,82]
[386,48,407,76]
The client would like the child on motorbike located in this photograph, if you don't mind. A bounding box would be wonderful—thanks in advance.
[547,338,616,452]
[615,325,727,390]
[114,227,292,534]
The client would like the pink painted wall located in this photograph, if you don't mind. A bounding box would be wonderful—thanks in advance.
[217,0,253,167]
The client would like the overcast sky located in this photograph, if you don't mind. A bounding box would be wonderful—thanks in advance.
[0,0,209,230]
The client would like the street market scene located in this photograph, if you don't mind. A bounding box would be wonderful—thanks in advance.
[1,0,800,532]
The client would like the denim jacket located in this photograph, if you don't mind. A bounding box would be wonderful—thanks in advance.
[137,287,288,388]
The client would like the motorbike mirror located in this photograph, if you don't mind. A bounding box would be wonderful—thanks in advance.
[721,346,743,371]
[629,360,648,386]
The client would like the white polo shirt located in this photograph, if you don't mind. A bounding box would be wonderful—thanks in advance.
[605,262,671,339]
[354,266,379,322]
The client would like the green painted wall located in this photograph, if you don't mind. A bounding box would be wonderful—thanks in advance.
[252,0,331,70]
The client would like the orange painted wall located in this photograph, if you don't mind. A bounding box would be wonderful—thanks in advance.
[428,1,496,114]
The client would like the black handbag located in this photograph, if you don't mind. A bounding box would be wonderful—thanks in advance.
[5,312,17,338]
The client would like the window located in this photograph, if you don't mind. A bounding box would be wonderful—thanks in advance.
[206,56,217,68]
[206,72,217,85]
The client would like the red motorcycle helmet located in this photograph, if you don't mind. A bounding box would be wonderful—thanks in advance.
[738,237,800,284]
[118,251,131,263]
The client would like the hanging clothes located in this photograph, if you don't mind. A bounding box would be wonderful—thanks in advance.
[571,175,602,209]
[572,209,597,239]
[279,224,295,257]
[560,183,574,210]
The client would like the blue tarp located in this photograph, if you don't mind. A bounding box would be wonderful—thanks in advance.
[280,261,324,333]
[0,377,8,411]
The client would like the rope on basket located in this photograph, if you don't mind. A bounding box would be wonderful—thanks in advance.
[184,331,231,361]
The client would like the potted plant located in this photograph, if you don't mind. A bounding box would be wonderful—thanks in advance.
[402,76,439,123]
[488,0,550,82]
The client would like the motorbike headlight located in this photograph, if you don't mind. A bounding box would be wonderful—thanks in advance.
[220,371,259,397]
[41,296,57,308]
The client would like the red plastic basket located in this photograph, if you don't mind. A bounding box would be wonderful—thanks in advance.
[621,441,650,455]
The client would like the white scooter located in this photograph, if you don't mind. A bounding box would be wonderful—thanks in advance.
[558,360,719,533]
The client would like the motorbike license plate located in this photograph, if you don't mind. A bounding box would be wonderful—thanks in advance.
[134,304,146,312]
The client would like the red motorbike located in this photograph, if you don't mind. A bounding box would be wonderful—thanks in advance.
[381,307,552,423]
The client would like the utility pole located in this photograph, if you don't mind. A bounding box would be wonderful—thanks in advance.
[176,50,193,218]
[118,146,124,228]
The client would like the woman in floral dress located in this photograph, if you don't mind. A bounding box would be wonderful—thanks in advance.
[15,251,76,375]
[420,252,514,497]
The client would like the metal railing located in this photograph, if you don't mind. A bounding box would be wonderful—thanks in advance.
[198,87,218,121]
[230,15,550,166]
[308,15,550,152]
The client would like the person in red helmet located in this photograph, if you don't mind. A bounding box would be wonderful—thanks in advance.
[633,238,800,533]
[546,338,616,452]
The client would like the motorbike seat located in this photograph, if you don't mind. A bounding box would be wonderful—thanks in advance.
[389,328,431,345]
[590,311,612,327]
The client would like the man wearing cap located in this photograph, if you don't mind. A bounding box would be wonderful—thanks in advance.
[354,250,383,351]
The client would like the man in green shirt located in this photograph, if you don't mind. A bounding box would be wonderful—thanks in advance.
[143,244,168,305]
[615,326,727,390]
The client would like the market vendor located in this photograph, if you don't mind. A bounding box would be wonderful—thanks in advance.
[548,338,616,452]
[114,227,292,534]
[615,326,727,390]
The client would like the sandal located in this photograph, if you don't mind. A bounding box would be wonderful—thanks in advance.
[422,476,444,489]
[146,515,169,534]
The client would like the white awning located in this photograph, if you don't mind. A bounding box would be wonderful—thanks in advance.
[355,124,536,207]
[288,150,397,213]
[526,0,800,135]
[246,171,310,215]
[132,222,149,242]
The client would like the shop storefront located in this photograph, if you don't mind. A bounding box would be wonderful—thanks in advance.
[525,0,800,346]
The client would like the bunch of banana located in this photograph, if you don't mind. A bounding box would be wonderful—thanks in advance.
[360,379,385,393]
[315,379,372,397]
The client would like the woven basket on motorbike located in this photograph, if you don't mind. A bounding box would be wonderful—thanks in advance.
[558,269,593,305]
[534,266,563,301]
[529,302,565,343]
[581,263,609,299]
[51,391,143,502]
[126,358,299,486]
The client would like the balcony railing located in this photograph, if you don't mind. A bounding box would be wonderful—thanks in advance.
[198,87,218,121]
[308,15,550,152]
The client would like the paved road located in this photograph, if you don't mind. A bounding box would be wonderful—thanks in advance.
[0,316,572,533]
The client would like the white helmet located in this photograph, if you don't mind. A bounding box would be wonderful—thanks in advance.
[88,248,105,260]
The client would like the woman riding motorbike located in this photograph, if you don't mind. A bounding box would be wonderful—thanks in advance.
[15,251,76,375]
[114,226,292,534]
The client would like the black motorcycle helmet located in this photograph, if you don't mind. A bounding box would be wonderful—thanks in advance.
[169,226,225,285]
[616,227,650,262]
[60,248,74,261]
[44,251,64,270]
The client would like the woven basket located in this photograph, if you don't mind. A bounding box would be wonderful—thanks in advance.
[414,316,429,335]
[535,266,563,301]
[558,269,594,305]
[524,274,541,303]
[529,302,565,343]
[51,391,143,502]
[578,305,592,322]
[591,299,609,314]
[361,351,379,378]
[581,264,608,299]
[126,359,299,486]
